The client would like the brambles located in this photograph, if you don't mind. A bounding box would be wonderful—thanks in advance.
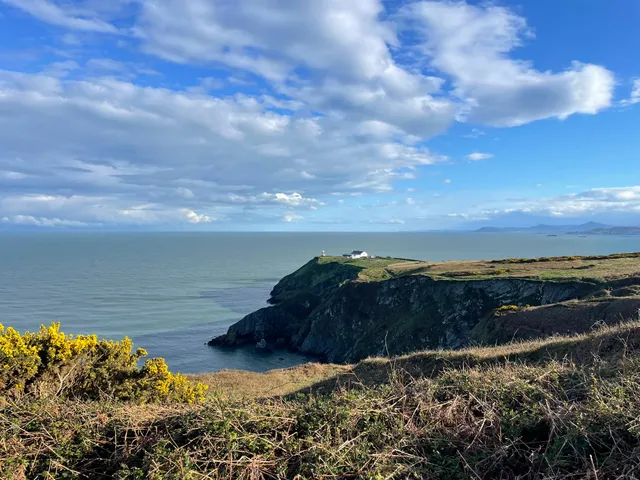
[0,322,207,403]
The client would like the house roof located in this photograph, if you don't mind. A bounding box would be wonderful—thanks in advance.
[351,250,365,254]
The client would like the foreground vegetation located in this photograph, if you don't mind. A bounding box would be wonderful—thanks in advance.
[4,322,640,478]
[0,322,207,403]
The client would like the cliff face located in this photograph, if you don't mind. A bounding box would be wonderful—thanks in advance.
[209,257,614,363]
[290,276,595,362]
[470,288,640,345]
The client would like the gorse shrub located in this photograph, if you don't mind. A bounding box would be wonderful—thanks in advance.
[0,323,207,403]
[495,304,521,313]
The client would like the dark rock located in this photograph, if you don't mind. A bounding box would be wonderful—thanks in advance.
[471,295,640,344]
[209,256,640,364]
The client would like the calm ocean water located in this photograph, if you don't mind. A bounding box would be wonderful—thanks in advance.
[1,232,639,373]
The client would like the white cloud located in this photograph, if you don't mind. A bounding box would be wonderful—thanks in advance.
[621,79,640,106]
[184,209,213,224]
[132,0,457,138]
[376,218,405,225]
[632,80,640,104]
[0,71,440,226]
[134,0,396,82]
[186,77,225,94]
[0,170,27,180]
[0,0,629,229]
[406,1,615,126]
[2,214,88,227]
[464,128,485,138]
[1,0,119,33]
[283,212,303,223]
[86,58,127,72]
[42,60,80,78]
[175,187,194,199]
[61,33,82,46]
[465,152,494,161]
[454,186,640,221]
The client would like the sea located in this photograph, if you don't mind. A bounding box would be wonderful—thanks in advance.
[1,232,638,373]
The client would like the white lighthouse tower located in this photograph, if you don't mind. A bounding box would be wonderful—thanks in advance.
[321,250,326,257]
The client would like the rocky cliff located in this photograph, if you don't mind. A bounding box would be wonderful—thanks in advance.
[209,256,640,363]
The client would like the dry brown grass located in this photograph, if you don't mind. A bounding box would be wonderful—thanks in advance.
[190,363,349,400]
[191,321,640,401]
[385,253,640,281]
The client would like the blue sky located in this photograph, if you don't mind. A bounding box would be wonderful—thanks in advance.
[0,0,638,231]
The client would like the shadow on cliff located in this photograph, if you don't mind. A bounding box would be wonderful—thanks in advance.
[284,319,640,398]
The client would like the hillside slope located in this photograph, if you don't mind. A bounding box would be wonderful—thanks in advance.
[6,322,640,479]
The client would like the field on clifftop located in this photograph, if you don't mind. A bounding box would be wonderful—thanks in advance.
[4,321,640,479]
[319,251,640,282]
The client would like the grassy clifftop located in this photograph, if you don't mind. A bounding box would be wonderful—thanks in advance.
[318,251,640,283]
[4,322,640,478]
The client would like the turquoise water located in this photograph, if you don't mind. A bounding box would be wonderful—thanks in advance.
[1,232,638,373]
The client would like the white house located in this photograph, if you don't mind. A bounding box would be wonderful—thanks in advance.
[349,250,369,259]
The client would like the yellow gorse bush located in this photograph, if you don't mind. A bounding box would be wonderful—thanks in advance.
[142,357,209,404]
[0,322,207,403]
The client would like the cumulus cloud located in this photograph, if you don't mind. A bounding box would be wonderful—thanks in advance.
[0,71,439,226]
[405,1,615,126]
[0,0,627,228]
[134,0,392,81]
[454,186,640,222]
[465,152,494,161]
[185,210,213,224]
[131,0,457,139]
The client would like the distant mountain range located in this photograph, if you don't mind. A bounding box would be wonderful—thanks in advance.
[474,222,640,235]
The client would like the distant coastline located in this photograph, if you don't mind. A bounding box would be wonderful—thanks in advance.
[474,222,640,236]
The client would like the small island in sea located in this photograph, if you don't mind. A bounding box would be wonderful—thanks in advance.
[4,251,640,478]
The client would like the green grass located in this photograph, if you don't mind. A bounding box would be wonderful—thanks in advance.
[5,322,640,478]
[318,251,640,283]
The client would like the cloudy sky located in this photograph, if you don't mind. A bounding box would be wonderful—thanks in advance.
[0,0,638,231]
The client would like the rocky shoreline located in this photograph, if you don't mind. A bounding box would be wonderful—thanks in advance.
[209,255,640,363]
